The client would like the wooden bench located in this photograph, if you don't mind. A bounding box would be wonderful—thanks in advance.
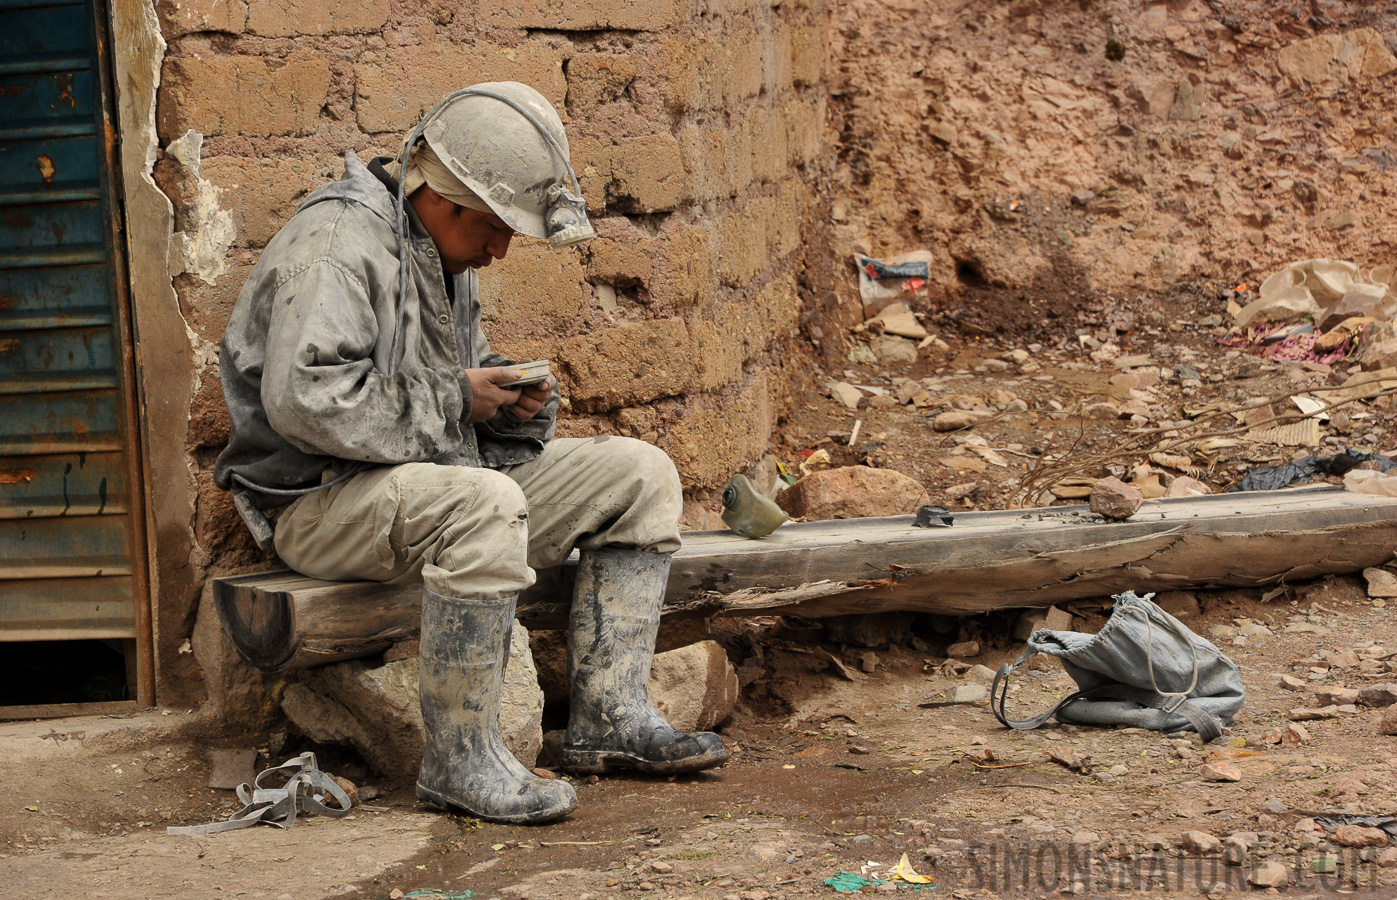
[215,485,1397,672]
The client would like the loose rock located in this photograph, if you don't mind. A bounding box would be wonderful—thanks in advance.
[828,381,864,410]
[1333,825,1389,848]
[648,640,740,732]
[1089,476,1143,520]
[1358,683,1397,708]
[778,466,931,520]
[1200,761,1241,782]
[1248,860,1288,888]
[1314,687,1359,706]
[949,684,989,703]
[931,410,982,432]
[1012,605,1072,641]
[1181,830,1220,854]
[1380,705,1397,736]
[946,640,981,659]
[1362,567,1397,598]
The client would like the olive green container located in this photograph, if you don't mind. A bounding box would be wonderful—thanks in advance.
[720,474,789,539]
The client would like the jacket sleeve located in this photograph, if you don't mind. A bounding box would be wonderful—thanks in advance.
[261,257,470,463]
[463,283,559,452]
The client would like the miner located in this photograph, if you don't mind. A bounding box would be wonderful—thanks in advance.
[215,82,728,824]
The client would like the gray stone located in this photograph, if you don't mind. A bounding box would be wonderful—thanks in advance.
[1358,683,1397,707]
[870,335,918,364]
[949,684,989,703]
[1181,830,1220,854]
[1013,605,1072,641]
[648,640,739,732]
[1362,567,1397,598]
[282,621,543,777]
[828,381,864,410]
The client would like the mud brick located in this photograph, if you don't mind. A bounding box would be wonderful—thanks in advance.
[748,105,791,184]
[768,21,795,94]
[577,134,691,214]
[717,203,769,288]
[783,96,825,166]
[200,156,330,248]
[160,51,332,138]
[245,0,389,36]
[660,34,720,114]
[479,243,590,322]
[664,374,774,489]
[722,28,767,106]
[557,318,693,411]
[491,0,687,32]
[790,19,828,86]
[355,41,567,134]
[159,0,247,38]
[566,53,640,112]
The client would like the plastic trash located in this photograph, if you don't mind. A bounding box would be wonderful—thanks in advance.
[1226,449,1397,492]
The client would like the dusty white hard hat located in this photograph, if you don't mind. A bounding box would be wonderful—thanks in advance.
[418,82,594,247]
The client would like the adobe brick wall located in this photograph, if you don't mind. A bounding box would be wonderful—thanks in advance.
[147,0,834,698]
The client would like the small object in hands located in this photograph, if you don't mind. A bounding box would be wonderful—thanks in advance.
[913,504,954,528]
[720,474,789,539]
[499,359,551,388]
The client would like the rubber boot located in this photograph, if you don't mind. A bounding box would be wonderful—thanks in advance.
[417,588,577,824]
[561,549,731,775]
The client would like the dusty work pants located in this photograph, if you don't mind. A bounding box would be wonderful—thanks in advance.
[273,436,683,599]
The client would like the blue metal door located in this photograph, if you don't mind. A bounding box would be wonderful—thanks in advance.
[0,0,151,705]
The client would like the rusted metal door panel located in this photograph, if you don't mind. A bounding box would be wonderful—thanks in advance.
[0,451,126,517]
[0,515,132,578]
[0,265,114,329]
[0,69,97,137]
[1,575,134,639]
[0,2,92,61]
[0,201,107,254]
[0,389,121,454]
[1,135,104,202]
[0,0,149,692]
[0,325,117,392]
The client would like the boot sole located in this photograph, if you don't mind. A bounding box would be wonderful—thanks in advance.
[560,746,731,775]
[416,782,576,825]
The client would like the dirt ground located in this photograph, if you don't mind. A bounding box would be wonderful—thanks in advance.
[2,569,1395,899]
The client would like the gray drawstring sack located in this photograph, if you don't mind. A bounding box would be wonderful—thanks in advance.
[991,591,1245,742]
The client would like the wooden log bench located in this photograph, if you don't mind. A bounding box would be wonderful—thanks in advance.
[215,485,1397,672]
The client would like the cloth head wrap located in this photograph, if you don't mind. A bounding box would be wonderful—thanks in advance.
[387,137,494,214]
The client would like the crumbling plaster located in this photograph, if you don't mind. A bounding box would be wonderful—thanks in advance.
[110,0,205,706]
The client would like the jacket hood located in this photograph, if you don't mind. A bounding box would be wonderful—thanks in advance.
[296,151,398,224]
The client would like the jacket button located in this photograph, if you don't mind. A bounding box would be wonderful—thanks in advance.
[426,249,436,256]
[438,314,450,324]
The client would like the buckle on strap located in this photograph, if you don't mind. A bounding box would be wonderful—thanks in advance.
[1158,692,1190,714]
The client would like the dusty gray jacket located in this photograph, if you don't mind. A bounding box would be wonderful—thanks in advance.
[214,152,557,508]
